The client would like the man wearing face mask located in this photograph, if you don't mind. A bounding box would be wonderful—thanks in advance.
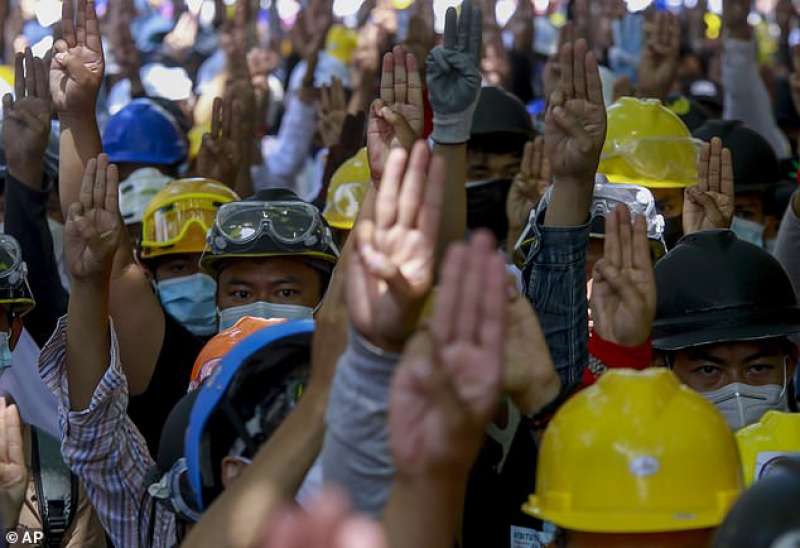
[465,86,535,247]
[693,119,785,252]
[199,188,339,331]
[598,97,699,249]
[124,178,239,455]
[652,229,800,430]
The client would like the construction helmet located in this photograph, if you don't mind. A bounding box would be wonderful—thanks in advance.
[523,368,743,533]
[736,411,800,486]
[652,230,800,351]
[325,25,358,66]
[118,168,173,226]
[200,189,339,278]
[711,472,800,548]
[323,147,370,231]
[102,98,188,166]
[186,320,314,510]
[598,97,699,189]
[189,316,287,392]
[0,235,35,317]
[140,179,240,260]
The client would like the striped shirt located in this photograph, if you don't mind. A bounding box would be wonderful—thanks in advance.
[38,317,176,547]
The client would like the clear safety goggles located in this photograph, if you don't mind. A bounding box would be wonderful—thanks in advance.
[214,201,338,251]
[142,197,220,248]
[0,235,34,316]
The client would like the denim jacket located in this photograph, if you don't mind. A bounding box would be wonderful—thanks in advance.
[521,206,591,398]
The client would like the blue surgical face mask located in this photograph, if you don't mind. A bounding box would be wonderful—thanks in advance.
[218,300,314,331]
[157,273,218,337]
[731,216,765,248]
[0,332,13,376]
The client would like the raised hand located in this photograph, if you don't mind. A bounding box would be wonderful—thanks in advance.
[544,37,607,183]
[3,48,51,188]
[590,205,656,347]
[319,78,348,149]
[64,154,122,282]
[0,398,27,529]
[504,290,561,416]
[426,0,482,144]
[348,142,445,352]
[264,490,388,548]
[367,45,424,185]
[637,11,680,100]
[683,137,734,235]
[506,137,550,249]
[389,232,506,477]
[49,0,105,115]
[196,96,242,188]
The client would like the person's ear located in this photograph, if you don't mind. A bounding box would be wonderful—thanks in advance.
[220,456,248,488]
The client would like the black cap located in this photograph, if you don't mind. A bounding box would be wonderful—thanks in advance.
[692,120,782,192]
[471,86,534,145]
[652,230,800,351]
[712,472,800,548]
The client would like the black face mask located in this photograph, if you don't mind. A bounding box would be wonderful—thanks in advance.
[663,215,684,250]
[466,178,513,246]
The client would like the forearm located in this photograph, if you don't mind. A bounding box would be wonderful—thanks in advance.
[183,392,327,548]
[432,143,467,257]
[4,176,68,346]
[775,190,800,298]
[321,332,399,517]
[258,95,317,191]
[544,177,593,227]
[383,473,466,548]
[722,38,791,159]
[522,209,591,394]
[66,280,111,411]
[58,116,103,218]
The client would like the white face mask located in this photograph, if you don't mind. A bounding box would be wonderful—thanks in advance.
[730,216,765,248]
[217,300,314,331]
[703,381,788,430]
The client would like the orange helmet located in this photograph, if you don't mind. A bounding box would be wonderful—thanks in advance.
[188,316,286,391]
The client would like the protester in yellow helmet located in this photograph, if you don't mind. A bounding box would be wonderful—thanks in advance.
[736,410,800,486]
[323,147,370,244]
[599,97,698,247]
[524,368,743,547]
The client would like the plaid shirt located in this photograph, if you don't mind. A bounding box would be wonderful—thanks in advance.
[39,317,176,547]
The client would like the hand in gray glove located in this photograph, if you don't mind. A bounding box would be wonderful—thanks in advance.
[426,0,482,144]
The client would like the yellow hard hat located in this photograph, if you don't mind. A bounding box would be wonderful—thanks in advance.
[325,25,358,66]
[140,178,240,260]
[523,368,742,533]
[323,147,370,230]
[736,411,800,486]
[598,97,699,189]
[0,65,14,88]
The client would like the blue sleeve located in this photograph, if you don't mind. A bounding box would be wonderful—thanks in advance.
[521,209,591,396]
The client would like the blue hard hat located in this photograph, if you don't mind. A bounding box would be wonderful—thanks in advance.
[102,98,188,166]
[185,319,314,510]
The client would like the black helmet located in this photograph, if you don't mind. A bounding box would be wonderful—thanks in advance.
[200,189,339,278]
[652,230,800,351]
[470,86,534,153]
[712,472,800,548]
[692,120,781,193]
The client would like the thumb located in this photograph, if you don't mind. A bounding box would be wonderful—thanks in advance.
[62,52,94,85]
[379,106,415,148]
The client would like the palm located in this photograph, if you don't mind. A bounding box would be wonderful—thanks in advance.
[389,338,498,475]
[683,192,733,232]
[65,208,120,279]
[50,44,103,112]
[591,268,653,345]
[545,99,606,179]
[4,98,50,157]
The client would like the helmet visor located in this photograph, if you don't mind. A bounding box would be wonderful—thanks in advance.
[142,198,220,248]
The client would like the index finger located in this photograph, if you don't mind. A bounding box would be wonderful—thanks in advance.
[406,52,424,110]
[604,203,622,269]
[559,42,574,100]
[469,2,483,65]
[24,48,35,98]
[80,157,98,209]
[76,0,87,46]
[721,147,734,200]
[457,0,472,52]
[631,214,652,272]
[105,163,119,216]
[86,1,102,52]
[34,57,48,101]
[13,52,24,99]
[62,0,76,48]
[393,45,408,104]
[380,52,395,104]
